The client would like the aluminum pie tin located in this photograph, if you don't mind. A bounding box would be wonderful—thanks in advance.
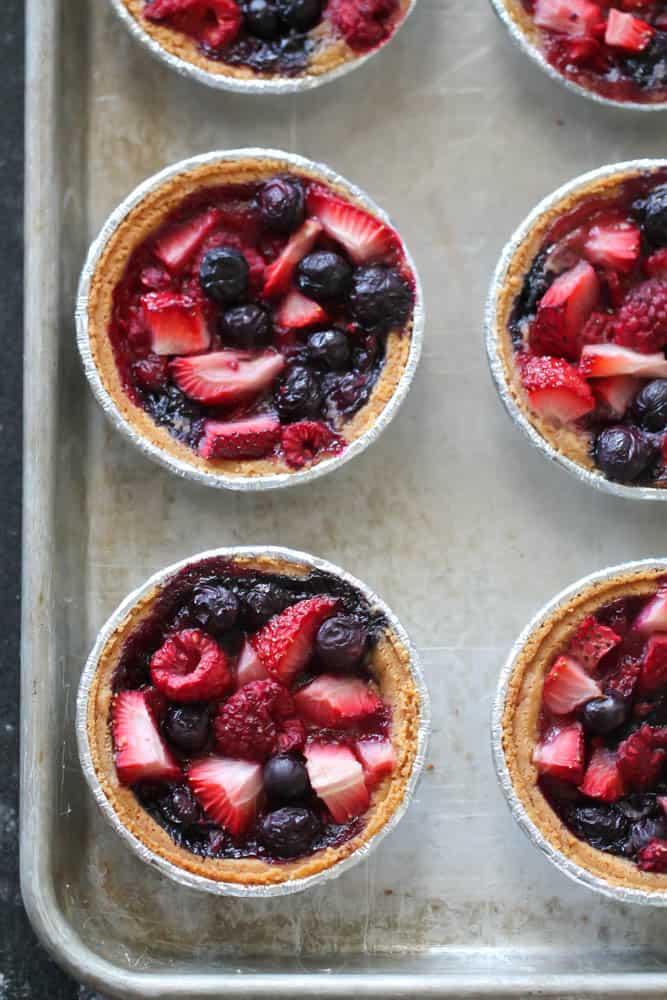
[488,0,667,111]
[493,558,667,907]
[485,158,667,502]
[76,148,424,492]
[108,0,418,94]
[76,545,431,898]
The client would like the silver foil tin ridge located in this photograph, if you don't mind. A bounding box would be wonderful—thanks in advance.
[76,545,431,898]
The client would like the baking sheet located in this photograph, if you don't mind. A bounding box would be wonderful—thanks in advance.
[21,0,667,996]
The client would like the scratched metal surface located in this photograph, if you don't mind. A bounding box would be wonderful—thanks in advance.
[20,0,667,996]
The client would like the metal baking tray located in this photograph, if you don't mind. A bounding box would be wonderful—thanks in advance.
[21,0,667,996]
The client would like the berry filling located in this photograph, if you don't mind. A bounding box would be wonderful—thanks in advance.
[522,0,667,103]
[142,0,404,76]
[509,169,667,486]
[109,173,414,471]
[109,557,395,864]
[533,584,667,872]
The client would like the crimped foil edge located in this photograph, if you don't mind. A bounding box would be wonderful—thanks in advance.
[492,558,667,907]
[75,148,425,492]
[485,158,667,502]
[487,0,667,111]
[76,545,431,898]
[107,0,419,95]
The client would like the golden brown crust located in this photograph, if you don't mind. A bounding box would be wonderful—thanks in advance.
[502,565,667,893]
[121,0,412,82]
[86,552,422,886]
[87,155,415,480]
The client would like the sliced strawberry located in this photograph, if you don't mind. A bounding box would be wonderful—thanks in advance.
[529,260,599,360]
[543,655,602,715]
[141,292,210,356]
[592,374,640,418]
[235,638,269,689]
[150,628,232,702]
[566,616,621,672]
[636,588,667,634]
[639,633,667,693]
[112,690,181,786]
[294,675,383,727]
[198,415,281,461]
[584,222,640,274]
[188,757,262,836]
[275,289,328,329]
[262,219,323,299]
[154,208,222,272]
[171,349,285,406]
[579,745,625,801]
[645,249,667,280]
[605,8,654,50]
[304,742,370,823]
[520,354,596,424]
[251,596,339,686]
[579,343,667,378]
[533,0,602,36]
[532,722,585,784]
[354,738,395,789]
[306,187,395,265]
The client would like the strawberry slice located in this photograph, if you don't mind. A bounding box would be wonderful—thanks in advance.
[251,596,339,686]
[639,633,667,693]
[141,292,210,356]
[520,354,596,424]
[543,655,602,715]
[533,0,602,36]
[580,343,667,378]
[235,639,269,689]
[198,415,281,460]
[636,588,667,634]
[354,739,395,789]
[188,757,262,836]
[529,260,600,360]
[532,722,585,784]
[605,8,655,51]
[307,187,395,265]
[154,208,222,272]
[579,745,625,801]
[592,374,640,418]
[275,289,328,329]
[170,349,285,406]
[584,222,641,274]
[294,675,383,727]
[262,219,323,299]
[112,690,181,786]
[304,742,370,823]
[566,616,621,672]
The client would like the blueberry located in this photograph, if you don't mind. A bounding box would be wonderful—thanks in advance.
[349,266,413,333]
[623,34,667,96]
[328,372,371,415]
[315,615,367,672]
[241,583,291,629]
[163,705,211,754]
[190,583,239,634]
[594,426,656,483]
[278,0,322,31]
[263,753,311,802]
[634,379,667,432]
[159,786,202,828]
[259,176,305,234]
[628,816,667,854]
[245,0,281,39]
[580,692,628,736]
[307,329,351,371]
[143,385,205,448]
[351,334,378,372]
[618,793,660,822]
[258,806,320,858]
[199,247,249,304]
[274,364,322,420]
[569,805,628,851]
[220,303,272,350]
[296,252,352,304]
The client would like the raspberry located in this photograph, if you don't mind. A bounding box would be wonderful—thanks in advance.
[580,311,614,346]
[617,724,665,789]
[276,717,306,753]
[606,657,642,700]
[281,421,344,469]
[150,629,232,702]
[637,838,667,872]
[213,680,295,763]
[613,279,667,353]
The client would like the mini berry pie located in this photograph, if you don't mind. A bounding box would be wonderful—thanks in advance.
[488,161,667,494]
[113,0,414,88]
[78,549,426,891]
[78,152,421,488]
[493,0,667,105]
[497,563,667,898]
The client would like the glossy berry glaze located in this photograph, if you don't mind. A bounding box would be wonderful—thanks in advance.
[110,557,396,864]
[520,0,667,103]
[534,583,667,872]
[510,168,667,486]
[109,173,414,471]
[142,0,405,77]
